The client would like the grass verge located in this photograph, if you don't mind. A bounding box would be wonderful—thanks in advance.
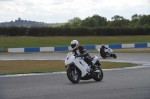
[0,35,150,50]
[0,60,137,75]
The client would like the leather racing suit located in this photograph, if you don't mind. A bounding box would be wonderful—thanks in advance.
[72,45,94,68]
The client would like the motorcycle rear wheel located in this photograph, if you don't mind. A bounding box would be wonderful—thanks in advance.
[112,54,117,59]
[67,68,81,83]
[93,67,103,81]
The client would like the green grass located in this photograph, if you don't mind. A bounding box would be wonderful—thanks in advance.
[0,36,150,48]
[0,60,137,75]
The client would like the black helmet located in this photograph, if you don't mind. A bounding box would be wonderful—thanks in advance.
[102,44,105,48]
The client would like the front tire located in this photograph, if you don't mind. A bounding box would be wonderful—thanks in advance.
[100,54,106,59]
[67,68,81,83]
[93,67,103,81]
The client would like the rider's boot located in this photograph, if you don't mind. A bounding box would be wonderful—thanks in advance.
[94,67,100,72]
[91,63,100,73]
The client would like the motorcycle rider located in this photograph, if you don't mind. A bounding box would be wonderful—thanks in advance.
[70,40,98,72]
[100,44,108,57]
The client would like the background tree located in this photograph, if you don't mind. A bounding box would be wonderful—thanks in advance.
[61,17,82,28]
[81,14,107,27]
[128,14,150,27]
[128,14,141,27]
[139,15,150,27]
[107,15,129,27]
[111,15,124,21]
[68,17,82,27]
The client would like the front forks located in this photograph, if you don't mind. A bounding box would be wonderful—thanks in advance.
[71,69,78,80]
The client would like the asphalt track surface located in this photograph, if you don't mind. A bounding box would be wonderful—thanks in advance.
[0,53,150,99]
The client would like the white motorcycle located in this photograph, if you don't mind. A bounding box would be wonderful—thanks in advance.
[98,48,117,59]
[65,52,103,83]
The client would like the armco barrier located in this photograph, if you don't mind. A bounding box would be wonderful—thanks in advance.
[0,49,1,53]
[8,43,150,53]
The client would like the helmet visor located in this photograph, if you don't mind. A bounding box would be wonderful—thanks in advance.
[71,44,76,48]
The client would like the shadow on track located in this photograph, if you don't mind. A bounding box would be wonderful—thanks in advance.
[64,80,104,85]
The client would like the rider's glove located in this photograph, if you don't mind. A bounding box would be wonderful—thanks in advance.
[75,55,80,58]
[75,53,88,58]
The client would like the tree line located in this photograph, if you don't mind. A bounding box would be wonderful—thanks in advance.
[0,14,150,36]
[61,14,150,28]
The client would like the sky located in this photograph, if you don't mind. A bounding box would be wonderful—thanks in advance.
[0,0,150,23]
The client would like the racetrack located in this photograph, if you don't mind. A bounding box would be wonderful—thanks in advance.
[0,53,150,99]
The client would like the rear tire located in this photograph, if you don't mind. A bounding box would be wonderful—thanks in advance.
[67,68,81,83]
[112,54,117,59]
[93,67,103,81]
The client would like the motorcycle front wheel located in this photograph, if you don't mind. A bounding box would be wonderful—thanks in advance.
[100,53,106,59]
[93,67,103,81]
[67,68,81,83]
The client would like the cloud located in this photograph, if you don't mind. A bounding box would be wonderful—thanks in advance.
[148,0,150,5]
[52,1,64,5]
[0,0,149,23]
[0,0,13,1]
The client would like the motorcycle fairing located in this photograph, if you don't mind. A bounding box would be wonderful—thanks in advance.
[74,58,90,77]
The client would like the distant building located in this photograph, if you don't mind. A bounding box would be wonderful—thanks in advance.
[0,18,65,27]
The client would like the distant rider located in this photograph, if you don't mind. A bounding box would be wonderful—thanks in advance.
[100,44,108,57]
[70,40,97,72]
